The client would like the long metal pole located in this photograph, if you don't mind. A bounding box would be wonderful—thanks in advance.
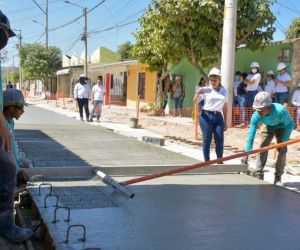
[46,0,48,48]
[122,138,300,186]
[84,7,88,77]
[18,30,23,90]
[220,0,237,127]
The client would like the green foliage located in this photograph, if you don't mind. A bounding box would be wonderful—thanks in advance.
[11,70,19,84]
[133,0,276,76]
[117,41,135,61]
[286,18,300,39]
[20,43,61,88]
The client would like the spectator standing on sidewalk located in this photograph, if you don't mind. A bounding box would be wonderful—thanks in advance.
[275,62,292,105]
[195,67,228,162]
[245,61,261,107]
[244,91,294,186]
[193,76,207,111]
[236,72,248,127]
[6,81,13,89]
[89,76,106,122]
[264,70,276,102]
[172,75,185,116]
[74,74,91,121]
[291,83,300,131]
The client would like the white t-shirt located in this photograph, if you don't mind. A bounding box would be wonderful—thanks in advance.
[246,73,261,91]
[74,83,91,99]
[291,89,300,107]
[197,86,227,113]
[92,84,106,101]
[276,72,291,93]
[265,80,276,96]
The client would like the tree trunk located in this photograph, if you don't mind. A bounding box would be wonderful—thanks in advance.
[157,68,170,109]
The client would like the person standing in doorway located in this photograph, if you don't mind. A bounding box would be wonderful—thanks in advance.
[89,76,106,122]
[244,92,294,186]
[74,74,91,121]
[194,67,228,162]
[172,75,185,116]
[275,62,292,105]
[245,61,261,107]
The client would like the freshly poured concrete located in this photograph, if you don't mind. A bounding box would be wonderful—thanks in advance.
[28,174,300,250]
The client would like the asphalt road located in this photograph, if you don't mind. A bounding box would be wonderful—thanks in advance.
[15,104,198,168]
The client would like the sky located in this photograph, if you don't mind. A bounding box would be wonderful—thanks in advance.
[0,0,300,67]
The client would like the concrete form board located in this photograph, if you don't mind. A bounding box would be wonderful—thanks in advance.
[28,174,300,250]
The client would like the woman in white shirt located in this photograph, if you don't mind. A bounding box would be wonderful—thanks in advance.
[264,70,276,101]
[275,62,292,105]
[245,61,261,107]
[291,84,300,131]
[89,76,106,122]
[194,67,228,162]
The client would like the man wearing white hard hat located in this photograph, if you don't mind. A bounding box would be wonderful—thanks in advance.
[245,61,261,107]
[73,74,91,121]
[264,70,276,101]
[244,91,294,186]
[291,83,300,131]
[274,62,292,105]
[194,67,228,161]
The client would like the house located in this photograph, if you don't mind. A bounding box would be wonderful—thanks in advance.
[89,60,157,108]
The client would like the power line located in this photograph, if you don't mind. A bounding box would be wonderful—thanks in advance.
[276,1,300,14]
[89,20,138,35]
[32,0,46,14]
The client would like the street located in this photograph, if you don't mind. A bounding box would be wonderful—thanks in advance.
[15,104,198,168]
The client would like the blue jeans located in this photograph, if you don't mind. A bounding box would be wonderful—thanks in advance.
[199,110,225,161]
[246,90,258,107]
[274,92,288,104]
[89,100,103,120]
[173,96,183,109]
[238,95,247,123]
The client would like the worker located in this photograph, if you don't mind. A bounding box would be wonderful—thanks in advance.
[195,67,228,161]
[274,62,292,105]
[74,74,91,121]
[0,90,34,242]
[245,61,261,107]
[244,91,294,186]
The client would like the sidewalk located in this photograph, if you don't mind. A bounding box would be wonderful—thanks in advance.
[26,97,300,191]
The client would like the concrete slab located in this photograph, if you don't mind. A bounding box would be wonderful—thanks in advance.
[27,174,300,250]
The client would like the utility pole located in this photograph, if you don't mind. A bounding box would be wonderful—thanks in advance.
[220,0,237,127]
[83,7,88,77]
[16,30,23,90]
[46,0,48,48]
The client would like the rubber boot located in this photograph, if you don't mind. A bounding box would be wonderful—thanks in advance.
[274,175,284,187]
[0,211,34,243]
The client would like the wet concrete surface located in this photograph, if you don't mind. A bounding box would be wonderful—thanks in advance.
[15,105,198,168]
[27,174,300,250]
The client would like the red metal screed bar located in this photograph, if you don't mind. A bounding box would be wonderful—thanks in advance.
[122,138,300,186]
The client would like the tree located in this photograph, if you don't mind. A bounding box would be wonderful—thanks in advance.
[117,41,135,61]
[134,0,276,79]
[11,70,19,84]
[19,43,62,91]
[287,18,300,39]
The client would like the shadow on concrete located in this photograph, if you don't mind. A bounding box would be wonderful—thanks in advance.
[14,129,91,168]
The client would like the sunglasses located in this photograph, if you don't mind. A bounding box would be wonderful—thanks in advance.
[267,75,273,77]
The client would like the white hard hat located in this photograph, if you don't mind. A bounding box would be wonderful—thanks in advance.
[250,61,260,68]
[175,75,182,80]
[267,70,274,76]
[79,74,86,78]
[277,62,287,71]
[208,67,221,77]
[252,91,272,111]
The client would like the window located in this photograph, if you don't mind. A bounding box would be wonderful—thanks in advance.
[138,72,145,99]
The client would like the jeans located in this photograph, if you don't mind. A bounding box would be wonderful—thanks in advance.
[238,95,247,123]
[199,110,225,161]
[173,96,183,109]
[246,90,258,107]
[89,100,103,121]
[255,126,287,178]
[77,98,89,120]
[0,149,17,213]
[274,92,289,104]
